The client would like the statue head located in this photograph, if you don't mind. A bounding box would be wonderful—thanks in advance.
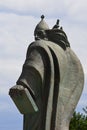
[34,15,49,40]
[34,15,70,49]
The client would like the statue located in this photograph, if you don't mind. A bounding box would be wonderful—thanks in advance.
[9,15,84,130]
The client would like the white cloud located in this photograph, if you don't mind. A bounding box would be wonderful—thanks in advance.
[0,0,87,22]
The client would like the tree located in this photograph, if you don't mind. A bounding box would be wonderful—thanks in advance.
[69,110,87,130]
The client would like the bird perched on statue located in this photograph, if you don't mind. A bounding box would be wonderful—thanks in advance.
[52,19,60,29]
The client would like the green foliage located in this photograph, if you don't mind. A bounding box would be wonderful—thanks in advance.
[83,106,87,114]
[69,109,87,130]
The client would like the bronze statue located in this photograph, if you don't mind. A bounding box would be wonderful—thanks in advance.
[9,15,84,130]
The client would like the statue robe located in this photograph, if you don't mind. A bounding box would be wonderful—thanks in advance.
[17,39,84,130]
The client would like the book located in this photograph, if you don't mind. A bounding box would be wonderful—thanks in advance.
[9,87,38,114]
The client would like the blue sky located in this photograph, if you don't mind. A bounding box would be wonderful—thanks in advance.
[0,0,87,130]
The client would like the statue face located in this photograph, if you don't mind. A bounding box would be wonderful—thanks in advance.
[35,30,48,40]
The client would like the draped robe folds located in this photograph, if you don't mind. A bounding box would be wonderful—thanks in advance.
[16,39,84,130]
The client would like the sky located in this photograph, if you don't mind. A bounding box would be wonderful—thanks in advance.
[0,0,87,130]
